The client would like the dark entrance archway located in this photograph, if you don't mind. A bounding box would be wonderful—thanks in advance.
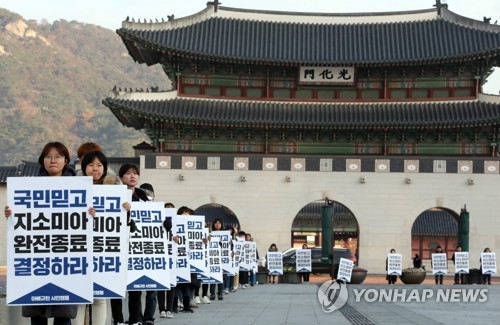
[411,208,459,260]
[292,200,359,259]
[194,203,240,230]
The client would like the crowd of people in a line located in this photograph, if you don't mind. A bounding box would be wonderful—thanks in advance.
[385,245,494,285]
[3,141,264,325]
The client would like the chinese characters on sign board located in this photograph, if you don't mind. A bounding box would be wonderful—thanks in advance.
[299,66,355,84]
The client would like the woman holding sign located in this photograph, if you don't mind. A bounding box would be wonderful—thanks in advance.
[119,163,158,325]
[386,249,398,285]
[300,244,311,284]
[267,244,279,284]
[5,142,78,325]
[480,247,492,285]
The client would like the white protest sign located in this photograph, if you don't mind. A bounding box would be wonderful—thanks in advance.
[233,241,245,269]
[238,242,251,271]
[432,253,448,275]
[454,252,469,274]
[172,216,191,283]
[387,254,402,276]
[197,228,211,283]
[91,185,129,298]
[186,216,206,273]
[164,208,177,287]
[211,231,232,275]
[266,252,283,276]
[481,252,497,274]
[249,242,258,272]
[296,249,312,273]
[7,176,93,305]
[201,240,223,283]
[338,258,354,282]
[127,202,170,291]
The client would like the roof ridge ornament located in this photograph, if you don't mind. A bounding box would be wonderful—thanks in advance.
[207,0,221,13]
[433,0,448,16]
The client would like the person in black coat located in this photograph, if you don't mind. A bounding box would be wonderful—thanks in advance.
[386,249,397,284]
[413,254,423,269]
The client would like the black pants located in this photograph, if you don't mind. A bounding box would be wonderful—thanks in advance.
[388,275,397,284]
[435,274,443,284]
[482,274,491,285]
[202,283,209,297]
[239,270,249,285]
[454,273,465,284]
[110,298,124,324]
[301,272,310,282]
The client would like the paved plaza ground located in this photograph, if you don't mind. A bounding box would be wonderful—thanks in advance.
[1,268,498,324]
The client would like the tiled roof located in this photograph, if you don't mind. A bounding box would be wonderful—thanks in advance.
[118,7,500,66]
[103,96,500,130]
[412,210,458,236]
[0,166,17,184]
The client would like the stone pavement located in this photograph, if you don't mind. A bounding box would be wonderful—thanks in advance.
[1,271,499,324]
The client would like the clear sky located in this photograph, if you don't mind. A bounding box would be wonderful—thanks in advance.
[1,0,499,93]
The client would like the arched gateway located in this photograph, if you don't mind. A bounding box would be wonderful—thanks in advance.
[292,200,359,259]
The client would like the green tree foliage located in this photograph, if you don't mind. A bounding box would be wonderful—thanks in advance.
[0,8,168,165]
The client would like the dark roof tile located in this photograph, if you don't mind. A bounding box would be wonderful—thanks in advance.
[118,14,500,65]
[103,96,500,129]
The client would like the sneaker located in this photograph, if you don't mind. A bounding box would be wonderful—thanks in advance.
[189,302,199,308]
[230,288,236,292]
[193,296,201,304]
[182,308,194,313]
[201,296,211,304]
[160,311,167,318]
[166,311,174,318]
[218,295,223,300]
[224,289,229,294]
[209,295,216,301]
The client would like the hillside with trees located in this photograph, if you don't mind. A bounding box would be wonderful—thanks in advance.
[0,8,168,165]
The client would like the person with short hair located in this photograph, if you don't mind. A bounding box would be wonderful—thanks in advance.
[6,142,78,325]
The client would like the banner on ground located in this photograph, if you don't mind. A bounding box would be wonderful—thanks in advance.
[7,176,93,305]
[127,201,170,291]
